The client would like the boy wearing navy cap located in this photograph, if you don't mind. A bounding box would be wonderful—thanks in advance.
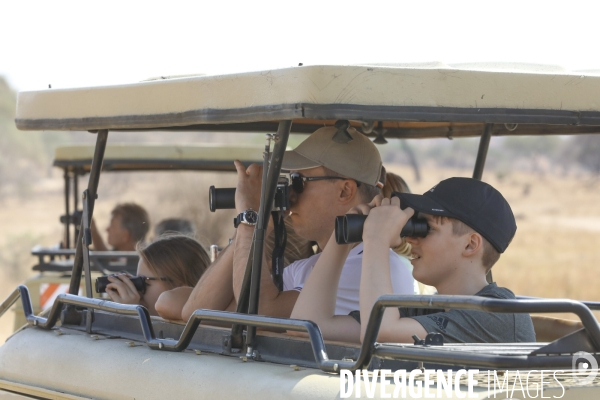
[291,177,536,343]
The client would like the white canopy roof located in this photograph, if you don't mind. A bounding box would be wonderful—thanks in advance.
[15,64,600,136]
[53,144,265,172]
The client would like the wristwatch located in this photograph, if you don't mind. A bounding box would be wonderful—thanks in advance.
[234,209,258,228]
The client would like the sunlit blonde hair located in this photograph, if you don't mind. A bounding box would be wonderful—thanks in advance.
[382,172,411,198]
[382,171,412,258]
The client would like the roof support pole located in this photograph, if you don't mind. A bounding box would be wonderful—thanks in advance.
[472,123,493,181]
[231,121,292,354]
[73,172,79,246]
[63,170,70,249]
[73,171,79,212]
[67,130,108,295]
[472,124,495,283]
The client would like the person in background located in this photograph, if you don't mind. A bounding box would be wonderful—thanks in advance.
[91,203,150,251]
[105,234,210,316]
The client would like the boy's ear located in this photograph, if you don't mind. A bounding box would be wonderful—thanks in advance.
[338,180,358,204]
[462,232,483,259]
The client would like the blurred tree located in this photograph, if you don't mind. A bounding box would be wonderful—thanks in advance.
[424,137,479,169]
[0,76,71,196]
[378,140,421,183]
[563,135,600,175]
[400,140,421,182]
[500,135,561,174]
[502,136,560,158]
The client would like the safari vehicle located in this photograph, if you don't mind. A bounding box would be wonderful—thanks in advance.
[1,64,600,399]
[14,143,264,331]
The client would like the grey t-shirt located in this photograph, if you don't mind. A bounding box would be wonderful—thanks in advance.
[351,283,536,343]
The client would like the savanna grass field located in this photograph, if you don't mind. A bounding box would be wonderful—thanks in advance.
[1,161,599,342]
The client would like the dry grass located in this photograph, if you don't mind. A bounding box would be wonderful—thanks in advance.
[1,165,599,342]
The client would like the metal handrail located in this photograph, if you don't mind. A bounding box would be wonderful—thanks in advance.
[517,295,600,310]
[0,286,155,339]
[3,286,600,374]
[373,345,580,369]
[358,294,600,369]
[31,246,138,258]
[0,286,342,372]
[150,309,342,372]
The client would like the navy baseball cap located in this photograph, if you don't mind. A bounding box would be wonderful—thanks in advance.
[395,177,517,253]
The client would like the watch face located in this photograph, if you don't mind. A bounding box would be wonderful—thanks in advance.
[245,210,258,224]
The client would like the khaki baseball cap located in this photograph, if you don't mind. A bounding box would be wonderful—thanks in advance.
[281,126,383,187]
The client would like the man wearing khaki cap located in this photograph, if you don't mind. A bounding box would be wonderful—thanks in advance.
[173,125,414,321]
[230,125,414,318]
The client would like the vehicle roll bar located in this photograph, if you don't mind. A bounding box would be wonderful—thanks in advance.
[3,286,600,372]
[68,129,108,295]
[231,120,292,351]
[358,294,600,367]
[472,123,493,181]
[517,295,600,310]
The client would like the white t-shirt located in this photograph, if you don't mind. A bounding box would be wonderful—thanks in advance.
[282,243,414,315]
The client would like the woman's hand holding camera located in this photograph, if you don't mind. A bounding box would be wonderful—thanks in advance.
[106,273,141,305]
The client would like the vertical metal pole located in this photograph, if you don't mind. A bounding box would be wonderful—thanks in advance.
[73,171,79,247]
[63,170,70,249]
[81,189,94,333]
[73,171,79,212]
[68,130,108,295]
[81,191,94,300]
[233,137,271,317]
[245,120,292,354]
[472,124,495,283]
[229,245,254,349]
[472,123,493,181]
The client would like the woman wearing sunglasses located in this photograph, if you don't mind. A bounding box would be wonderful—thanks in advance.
[105,234,211,315]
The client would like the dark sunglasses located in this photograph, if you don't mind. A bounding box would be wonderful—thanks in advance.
[289,172,360,194]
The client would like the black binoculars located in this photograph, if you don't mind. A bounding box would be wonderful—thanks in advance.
[209,176,290,212]
[335,192,430,244]
[95,275,146,294]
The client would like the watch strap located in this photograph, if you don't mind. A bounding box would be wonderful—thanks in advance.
[234,209,257,228]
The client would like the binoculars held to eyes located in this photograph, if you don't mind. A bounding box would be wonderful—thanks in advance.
[209,176,290,212]
[95,275,147,294]
[335,192,430,244]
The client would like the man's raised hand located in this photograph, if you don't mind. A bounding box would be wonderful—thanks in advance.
[233,160,263,214]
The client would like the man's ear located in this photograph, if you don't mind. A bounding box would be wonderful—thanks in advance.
[338,180,358,205]
[462,232,483,259]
